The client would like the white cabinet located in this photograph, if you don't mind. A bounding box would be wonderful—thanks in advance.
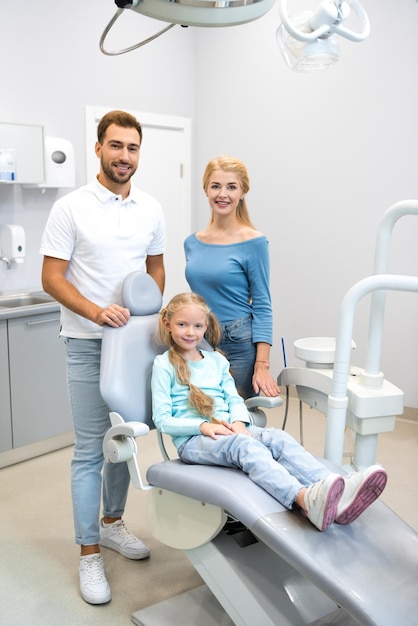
[0,309,73,466]
[8,312,72,448]
[0,320,12,452]
[0,122,45,184]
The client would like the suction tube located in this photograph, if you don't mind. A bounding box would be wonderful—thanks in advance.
[325,273,418,466]
[366,200,418,375]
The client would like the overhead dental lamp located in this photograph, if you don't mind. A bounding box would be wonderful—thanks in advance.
[276,0,370,71]
[100,0,276,55]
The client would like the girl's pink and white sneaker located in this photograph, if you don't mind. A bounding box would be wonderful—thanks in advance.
[336,465,388,525]
[303,474,345,531]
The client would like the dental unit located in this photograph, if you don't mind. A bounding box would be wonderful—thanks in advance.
[278,199,418,470]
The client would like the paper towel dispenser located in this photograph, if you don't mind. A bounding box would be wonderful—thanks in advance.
[42,137,75,188]
[23,136,75,189]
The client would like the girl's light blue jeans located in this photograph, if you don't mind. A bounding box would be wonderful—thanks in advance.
[219,314,256,400]
[178,425,330,510]
[66,338,130,546]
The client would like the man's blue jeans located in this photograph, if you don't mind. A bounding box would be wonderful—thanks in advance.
[178,425,330,510]
[66,338,130,546]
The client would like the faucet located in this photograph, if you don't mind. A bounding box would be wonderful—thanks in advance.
[1,257,11,270]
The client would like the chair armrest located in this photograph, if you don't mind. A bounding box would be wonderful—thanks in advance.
[245,396,283,427]
[245,396,283,410]
[103,411,152,491]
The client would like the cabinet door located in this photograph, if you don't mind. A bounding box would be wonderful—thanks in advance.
[0,320,12,451]
[0,122,45,183]
[8,313,72,448]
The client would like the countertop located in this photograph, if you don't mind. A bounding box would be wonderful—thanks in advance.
[0,291,60,320]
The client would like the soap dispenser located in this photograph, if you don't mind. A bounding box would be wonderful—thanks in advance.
[1,224,25,266]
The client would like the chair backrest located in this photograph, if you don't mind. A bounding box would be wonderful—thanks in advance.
[100,271,164,429]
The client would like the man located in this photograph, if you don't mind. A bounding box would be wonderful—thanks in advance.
[40,110,166,605]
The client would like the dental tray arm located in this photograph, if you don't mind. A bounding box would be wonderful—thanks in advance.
[103,411,152,491]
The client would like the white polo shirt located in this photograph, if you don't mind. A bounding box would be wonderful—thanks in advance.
[40,177,166,338]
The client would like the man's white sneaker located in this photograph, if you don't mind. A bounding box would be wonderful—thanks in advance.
[303,474,345,531]
[99,519,150,560]
[79,554,111,605]
[336,465,388,524]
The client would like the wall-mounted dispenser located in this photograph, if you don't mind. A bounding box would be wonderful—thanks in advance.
[23,136,75,189]
[43,137,75,188]
[1,224,25,268]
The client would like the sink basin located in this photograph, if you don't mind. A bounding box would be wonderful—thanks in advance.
[0,293,55,308]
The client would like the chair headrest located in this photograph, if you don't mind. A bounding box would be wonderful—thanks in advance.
[122,271,162,316]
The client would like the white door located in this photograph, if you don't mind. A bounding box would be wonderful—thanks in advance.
[85,105,192,302]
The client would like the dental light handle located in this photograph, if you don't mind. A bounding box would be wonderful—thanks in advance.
[279,0,370,43]
[333,0,370,42]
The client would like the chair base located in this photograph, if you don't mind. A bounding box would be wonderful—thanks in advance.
[132,527,355,626]
[131,584,233,626]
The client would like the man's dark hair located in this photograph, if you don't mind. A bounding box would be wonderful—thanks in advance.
[97,110,142,145]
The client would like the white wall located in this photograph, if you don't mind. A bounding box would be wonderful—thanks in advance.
[1,0,418,408]
[0,0,195,289]
[193,0,418,408]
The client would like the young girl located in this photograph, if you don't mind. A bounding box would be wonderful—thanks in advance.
[151,292,387,532]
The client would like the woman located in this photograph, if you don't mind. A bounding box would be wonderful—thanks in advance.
[184,155,280,399]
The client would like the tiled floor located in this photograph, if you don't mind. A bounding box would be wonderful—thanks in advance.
[0,397,417,625]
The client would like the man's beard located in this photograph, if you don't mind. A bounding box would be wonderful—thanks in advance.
[101,159,136,185]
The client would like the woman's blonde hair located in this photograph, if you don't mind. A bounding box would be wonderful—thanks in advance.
[202,155,255,228]
[157,292,222,420]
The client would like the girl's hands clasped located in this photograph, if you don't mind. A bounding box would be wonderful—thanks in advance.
[199,420,250,440]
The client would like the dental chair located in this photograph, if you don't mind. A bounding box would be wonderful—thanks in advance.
[100,271,418,626]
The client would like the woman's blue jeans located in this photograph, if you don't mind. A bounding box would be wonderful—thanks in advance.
[218,314,256,399]
[178,426,330,510]
[66,338,130,546]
